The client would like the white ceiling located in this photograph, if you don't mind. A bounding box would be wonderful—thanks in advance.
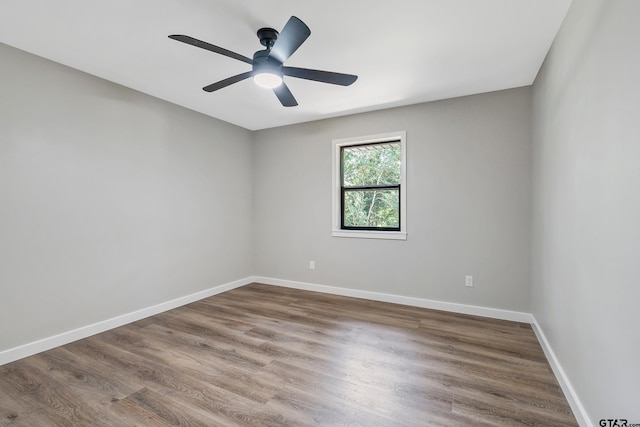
[0,0,571,131]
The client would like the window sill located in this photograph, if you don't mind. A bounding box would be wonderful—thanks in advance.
[332,230,407,240]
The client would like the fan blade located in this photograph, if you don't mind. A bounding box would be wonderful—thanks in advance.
[269,16,310,64]
[169,35,253,65]
[203,71,253,92]
[283,67,358,86]
[273,82,298,107]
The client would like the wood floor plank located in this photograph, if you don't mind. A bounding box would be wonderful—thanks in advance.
[0,283,577,426]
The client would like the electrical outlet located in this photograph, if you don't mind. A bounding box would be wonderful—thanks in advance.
[309,261,315,270]
[465,275,473,287]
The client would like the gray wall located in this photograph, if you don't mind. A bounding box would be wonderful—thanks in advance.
[253,88,532,312]
[0,43,253,352]
[531,0,640,422]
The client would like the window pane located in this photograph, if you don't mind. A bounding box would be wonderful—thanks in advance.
[342,143,401,187]
[343,189,399,228]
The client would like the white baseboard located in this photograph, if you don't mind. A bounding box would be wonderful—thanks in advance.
[530,317,592,427]
[250,276,534,323]
[0,277,252,366]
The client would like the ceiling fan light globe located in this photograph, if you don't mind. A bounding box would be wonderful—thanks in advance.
[253,72,283,89]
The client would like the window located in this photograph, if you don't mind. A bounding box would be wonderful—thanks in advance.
[342,143,401,230]
[332,131,406,240]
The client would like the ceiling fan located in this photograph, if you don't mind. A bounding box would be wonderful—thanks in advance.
[169,16,358,107]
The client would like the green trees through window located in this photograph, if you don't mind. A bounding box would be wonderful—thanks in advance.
[341,142,401,230]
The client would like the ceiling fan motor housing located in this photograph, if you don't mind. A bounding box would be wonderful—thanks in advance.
[254,49,282,68]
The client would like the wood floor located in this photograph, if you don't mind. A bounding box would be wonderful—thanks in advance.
[0,283,577,426]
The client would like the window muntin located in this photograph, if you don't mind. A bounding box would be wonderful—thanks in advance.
[340,142,401,231]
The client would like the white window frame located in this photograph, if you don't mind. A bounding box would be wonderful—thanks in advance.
[332,131,407,240]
